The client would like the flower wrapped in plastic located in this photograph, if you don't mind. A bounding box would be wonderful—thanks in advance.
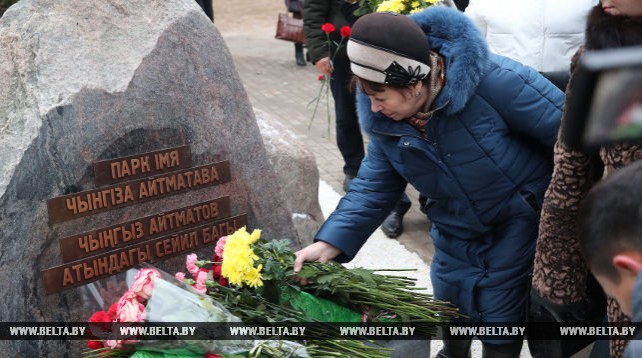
[85,265,308,357]
[87,226,459,358]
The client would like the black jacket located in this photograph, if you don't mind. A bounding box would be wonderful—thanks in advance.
[302,0,350,64]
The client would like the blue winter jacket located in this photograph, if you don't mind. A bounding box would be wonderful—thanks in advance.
[314,7,564,326]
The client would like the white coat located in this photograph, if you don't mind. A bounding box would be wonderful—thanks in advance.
[465,0,598,72]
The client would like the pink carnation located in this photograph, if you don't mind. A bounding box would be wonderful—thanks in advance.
[175,272,186,282]
[186,253,199,276]
[193,270,208,294]
[105,339,122,349]
[215,236,227,259]
[129,268,160,302]
[116,291,146,323]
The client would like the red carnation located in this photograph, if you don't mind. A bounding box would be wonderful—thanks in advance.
[212,264,222,279]
[204,353,223,358]
[318,74,325,81]
[89,311,112,323]
[340,26,351,38]
[89,311,113,332]
[219,276,229,286]
[107,302,119,317]
[321,23,335,34]
[87,340,104,349]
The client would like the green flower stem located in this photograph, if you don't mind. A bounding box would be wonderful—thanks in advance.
[206,283,390,357]
[315,340,389,358]
[296,268,461,322]
[308,33,349,137]
[326,76,331,136]
[307,79,327,130]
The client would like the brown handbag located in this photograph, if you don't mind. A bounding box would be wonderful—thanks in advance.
[275,13,305,44]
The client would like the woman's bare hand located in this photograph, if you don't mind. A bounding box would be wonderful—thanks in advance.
[315,57,333,77]
[293,241,341,273]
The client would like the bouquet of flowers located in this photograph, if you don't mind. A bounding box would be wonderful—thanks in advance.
[85,226,459,357]
[85,265,308,358]
[349,0,442,16]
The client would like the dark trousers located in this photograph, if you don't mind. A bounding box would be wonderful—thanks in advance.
[330,55,365,176]
[392,193,429,214]
[194,0,213,21]
[438,328,523,358]
[394,193,412,213]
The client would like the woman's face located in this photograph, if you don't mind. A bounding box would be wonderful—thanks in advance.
[601,0,642,17]
[368,87,422,121]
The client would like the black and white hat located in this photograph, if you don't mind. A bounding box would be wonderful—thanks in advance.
[347,12,431,86]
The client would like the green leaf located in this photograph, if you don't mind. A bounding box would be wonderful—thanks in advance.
[315,273,342,285]
[348,267,377,286]
[294,265,319,280]
[261,258,285,281]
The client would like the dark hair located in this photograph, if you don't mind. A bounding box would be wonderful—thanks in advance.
[579,160,642,281]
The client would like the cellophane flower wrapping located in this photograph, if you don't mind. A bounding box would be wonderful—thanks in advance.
[140,273,251,355]
[278,286,362,322]
[95,264,308,357]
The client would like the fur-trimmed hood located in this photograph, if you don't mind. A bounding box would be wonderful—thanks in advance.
[585,4,642,50]
[410,7,490,114]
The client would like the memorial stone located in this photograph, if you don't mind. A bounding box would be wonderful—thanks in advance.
[0,0,299,355]
[255,109,323,247]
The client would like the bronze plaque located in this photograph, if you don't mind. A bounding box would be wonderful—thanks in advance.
[47,161,232,224]
[42,214,248,294]
[59,197,231,262]
[93,145,192,186]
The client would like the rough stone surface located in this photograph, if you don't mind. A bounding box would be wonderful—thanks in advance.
[0,0,297,355]
[255,108,323,247]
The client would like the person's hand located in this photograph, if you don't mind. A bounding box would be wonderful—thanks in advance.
[293,241,341,274]
[315,57,333,77]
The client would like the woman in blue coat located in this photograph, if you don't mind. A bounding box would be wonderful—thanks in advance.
[294,8,564,357]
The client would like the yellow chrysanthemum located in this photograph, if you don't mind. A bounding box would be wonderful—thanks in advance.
[244,264,264,288]
[376,0,438,15]
[376,2,393,12]
[376,0,406,13]
[221,227,264,287]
